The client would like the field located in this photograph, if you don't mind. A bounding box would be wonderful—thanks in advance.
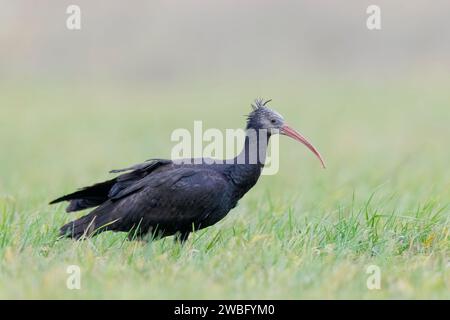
[0,77,448,299]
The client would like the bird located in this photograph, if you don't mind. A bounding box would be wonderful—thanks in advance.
[50,99,325,242]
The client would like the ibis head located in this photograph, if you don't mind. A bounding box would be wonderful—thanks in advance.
[246,98,326,168]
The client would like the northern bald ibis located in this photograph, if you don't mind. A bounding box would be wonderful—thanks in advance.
[51,99,325,242]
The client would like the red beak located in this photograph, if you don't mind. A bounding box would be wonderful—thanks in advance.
[281,124,326,168]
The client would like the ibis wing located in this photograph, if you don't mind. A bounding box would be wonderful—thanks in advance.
[79,167,229,234]
[50,159,172,212]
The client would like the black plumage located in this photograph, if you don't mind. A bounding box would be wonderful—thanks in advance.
[51,99,325,242]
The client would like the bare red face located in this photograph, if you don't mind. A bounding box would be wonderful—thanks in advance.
[281,124,326,168]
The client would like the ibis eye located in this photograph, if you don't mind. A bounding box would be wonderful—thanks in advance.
[271,119,276,124]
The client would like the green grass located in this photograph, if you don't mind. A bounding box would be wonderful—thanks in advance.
[0,78,448,299]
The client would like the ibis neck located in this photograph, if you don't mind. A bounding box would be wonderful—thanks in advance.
[234,129,271,166]
[226,129,270,193]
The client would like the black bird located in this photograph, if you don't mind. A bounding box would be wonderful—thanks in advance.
[51,99,325,242]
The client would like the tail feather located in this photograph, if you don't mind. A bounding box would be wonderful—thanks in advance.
[59,207,120,239]
[50,178,116,212]
[50,159,171,213]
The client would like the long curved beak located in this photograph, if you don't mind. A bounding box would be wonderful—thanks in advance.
[281,124,326,168]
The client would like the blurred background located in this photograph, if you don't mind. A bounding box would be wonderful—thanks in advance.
[1,0,450,82]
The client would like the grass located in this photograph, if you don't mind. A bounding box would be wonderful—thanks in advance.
[0,77,448,299]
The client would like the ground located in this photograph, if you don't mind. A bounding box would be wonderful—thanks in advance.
[0,78,448,299]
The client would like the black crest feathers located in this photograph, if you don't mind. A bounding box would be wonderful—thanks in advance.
[251,98,272,111]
